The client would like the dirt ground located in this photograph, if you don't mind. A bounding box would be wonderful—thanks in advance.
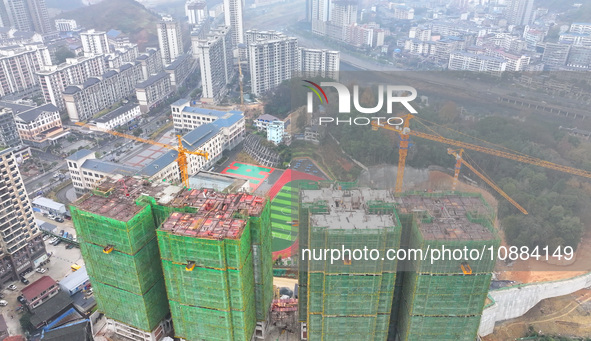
[483,288,591,340]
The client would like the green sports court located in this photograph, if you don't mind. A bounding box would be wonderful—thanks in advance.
[221,161,274,190]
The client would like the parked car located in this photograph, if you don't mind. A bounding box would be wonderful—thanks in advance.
[54,217,64,223]
[47,214,56,220]
[66,244,75,249]
[0,300,7,306]
[42,234,50,241]
[59,230,64,237]
[17,296,25,304]
[35,268,46,274]
[0,293,5,299]
[48,237,58,244]
[53,240,61,246]
[20,277,29,285]
[8,284,17,291]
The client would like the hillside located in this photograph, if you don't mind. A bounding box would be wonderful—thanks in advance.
[56,0,160,50]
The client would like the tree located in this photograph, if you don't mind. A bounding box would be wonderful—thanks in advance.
[132,128,143,137]
[438,101,459,122]
[53,46,75,64]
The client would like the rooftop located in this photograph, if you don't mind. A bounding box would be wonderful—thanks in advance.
[66,149,94,162]
[42,320,90,341]
[74,176,266,222]
[135,71,169,89]
[93,103,139,123]
[29,291,74,328]
[58,266,88,291]
[165,53,191,70]
[182,123,220,148]
[302,189,495,241]
[160,212,246,239]
[80,159,138,176]
[0,101,58,123]
[139,150,178,177]
[22,276,57,301]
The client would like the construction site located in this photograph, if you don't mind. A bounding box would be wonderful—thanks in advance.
[297,184,499,341]
[71,176,273,341]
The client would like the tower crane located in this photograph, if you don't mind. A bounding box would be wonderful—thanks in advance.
[372,114,591,213]
[75,122,208,188]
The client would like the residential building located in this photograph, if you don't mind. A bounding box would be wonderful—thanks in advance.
[163,53,194,89]
[63,62,144,122]
[254,113,280,131]
[90,103,141,131]
[21,276,60,309]
[10,102,67,147]
[185,0,208,25]
[298,48,339,79]
[137,48,164,80]
[80,29,111,55]
[559,32,591,47]
[54,19,77,32]
[171,99,245,150]
[542,42,572,68]
[135,72,172,113]
[0,44,51,97]
[304,125,325,144]
[0,148,46,283]
[570,23,591,35]
[59,266,90,296]
[248,33,298,95]
[310,0,330,36]
[345,24,374,47]
[105,44,139,69]
[31,196,66,217]
[448,51,507,76]
[3,0,55,37]
[37,55,106,110]
[71,176,271,341]
[505,0,534,26]
[267,120,284,145]
[567,46,591,69]
[393,5,414,20]
[0,107,21,147]
[194,26,233,102]
[523,26,546,48]
[106,29,131,49]
[223,0,244,46]
[157,16,183,65]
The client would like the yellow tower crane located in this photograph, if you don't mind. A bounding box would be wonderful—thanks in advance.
[372,114,591,213]
[75,122,208,188]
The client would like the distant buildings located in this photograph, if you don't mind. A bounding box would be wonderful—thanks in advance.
[448,51,507,76]
[299,48,340,79]
[542,42,571,68]
[137,47,164,80]
[157,16,183,65]
[247,32,299,96]
[223,0,244,46]
[80,29,111,55]
[185,0,208,25]
[54,19,77,32]
[36,55,106,110]
[505,0,535,26]
[106,29,131,49]
[0,0,56,37]
[393,5,414,20]
[194,26,233,102]
[570,22,591,35]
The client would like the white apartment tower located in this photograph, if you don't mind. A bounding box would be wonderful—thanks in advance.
[506,0,535,26]
[157,16,184,65]
[223,0,244,46]
[80,29,112,55]
[248,34,299,95]
[186,0,208,25]
[0,148,46,283]
[195,26,234,102]
[310,0,330,35]
[299,48,339,80]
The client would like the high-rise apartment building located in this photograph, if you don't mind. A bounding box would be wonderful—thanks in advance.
[223,0,244,46]
[0,148,46,284]
[0,44,51,97]
[247,32,299,95]
[310,0,330,35]
[2,0,55,36]
[506,0,535,26]
[0,107,21,147]
[299,48,339,79]
[195,26,234,102]
[185,0,208,25]
[54,19,77,32]
[72,176,272,341]
[80,29,112,55]
[36,55,106,110]
[157,16,183,65]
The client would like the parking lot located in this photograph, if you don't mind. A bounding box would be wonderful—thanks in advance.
[290,158,327,178]
[1,216,84,336]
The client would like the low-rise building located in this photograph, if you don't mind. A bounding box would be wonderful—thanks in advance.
[8,102,67,148]
[254,114,280,131]
[304,125,325,144]
[21,276,61,309]
[59,266,90,296]
[267,120,285,145]
[90,104,141,131]
[135,72,172,113]
[32,197,67,217]
[448,50,507,76]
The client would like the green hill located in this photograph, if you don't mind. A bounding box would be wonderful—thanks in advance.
[57,0,160,50]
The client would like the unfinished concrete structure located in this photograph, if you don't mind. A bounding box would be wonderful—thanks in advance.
[297,184,499,341]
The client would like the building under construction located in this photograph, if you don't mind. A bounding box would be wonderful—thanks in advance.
[71,176,272,341]
[298,185,499,341]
